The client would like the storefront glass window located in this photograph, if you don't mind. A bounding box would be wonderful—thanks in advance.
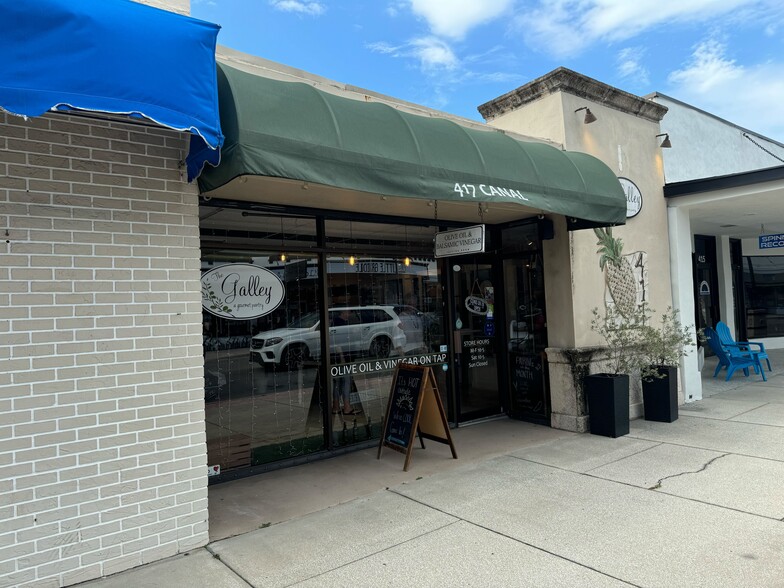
[744,256,784,338]
[201,211,323,475]
[200,209,449,477]
[324,219,447,447]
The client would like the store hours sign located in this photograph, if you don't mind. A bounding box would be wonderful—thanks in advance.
[201,263,285,320]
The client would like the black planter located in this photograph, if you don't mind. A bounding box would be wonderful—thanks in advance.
[584,373,629,438]
[642,365,678,423]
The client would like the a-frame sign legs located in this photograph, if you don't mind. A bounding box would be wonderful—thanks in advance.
[378,364,457,471]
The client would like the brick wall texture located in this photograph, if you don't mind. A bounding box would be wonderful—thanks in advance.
[0,112,208,588]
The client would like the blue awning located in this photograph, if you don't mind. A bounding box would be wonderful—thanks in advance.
[0,0,223,180]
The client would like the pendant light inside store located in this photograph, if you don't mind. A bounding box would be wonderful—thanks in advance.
[403,224,410,266]
[278,217,286,262]
[348,221,356,266]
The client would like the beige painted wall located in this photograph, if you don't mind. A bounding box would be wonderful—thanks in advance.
[562,93,672,346]
[489,93,673,349]
[488,89,672,428]
[486,93,568,148]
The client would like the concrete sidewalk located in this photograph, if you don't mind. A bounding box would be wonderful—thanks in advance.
[82,351,784,587]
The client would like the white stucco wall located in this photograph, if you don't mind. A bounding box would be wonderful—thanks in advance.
[667,207,702,400]
[651,94,784,183]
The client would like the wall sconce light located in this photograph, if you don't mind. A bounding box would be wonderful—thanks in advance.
[574,106,597,124]
[403,256,411,266]
[656,133,672,148]
[348,255,356,266]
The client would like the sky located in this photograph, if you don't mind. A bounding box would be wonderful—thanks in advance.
[191,0,784,142]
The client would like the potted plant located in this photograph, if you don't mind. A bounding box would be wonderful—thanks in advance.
[584,305,646,437]
[638,306,695,423]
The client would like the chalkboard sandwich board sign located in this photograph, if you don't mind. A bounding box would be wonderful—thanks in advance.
[377,364,457,471]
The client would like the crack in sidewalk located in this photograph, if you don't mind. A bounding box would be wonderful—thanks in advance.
[649,453,728,490]
[204,545,255,587]
[388,488,644,587]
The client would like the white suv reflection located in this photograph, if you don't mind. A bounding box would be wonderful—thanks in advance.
[249,306,406,370]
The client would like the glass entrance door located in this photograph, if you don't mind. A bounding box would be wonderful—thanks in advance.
[450,255,502,421]
[694,235,720,336]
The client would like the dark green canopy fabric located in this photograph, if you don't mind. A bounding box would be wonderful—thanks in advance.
[199,62,626,226]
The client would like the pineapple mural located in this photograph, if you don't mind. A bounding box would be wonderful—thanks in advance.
[594,227,639,318]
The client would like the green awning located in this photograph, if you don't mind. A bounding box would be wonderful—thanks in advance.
[199,62,626,226]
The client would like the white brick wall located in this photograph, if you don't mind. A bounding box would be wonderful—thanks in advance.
[0,112,208,588]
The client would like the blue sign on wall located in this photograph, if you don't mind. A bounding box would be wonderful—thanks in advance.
[759,234,784,249]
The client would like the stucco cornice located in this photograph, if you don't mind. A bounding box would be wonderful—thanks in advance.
[478,67,668,123]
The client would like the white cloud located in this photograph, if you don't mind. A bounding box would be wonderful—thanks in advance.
[616,47,650,86]
[368,38,520,80]
[367,37,522,112]
[367,41,397,55]
[667,39,784,140]
[516,0,766,58]
[386,1,407,17]
[668,39,743,92]
[408,0,514,39]
[368,37,458,71]
[409,37,459,70]
[468,71,523,84]
[583,0,753,40]
[270,1,325,16]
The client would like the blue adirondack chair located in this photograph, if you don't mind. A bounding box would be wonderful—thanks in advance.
[704,327,766,382]
[715,321,772,372]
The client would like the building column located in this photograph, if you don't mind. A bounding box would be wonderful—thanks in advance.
[716,236,735,336]
[667,205,702,402]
